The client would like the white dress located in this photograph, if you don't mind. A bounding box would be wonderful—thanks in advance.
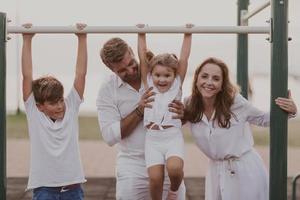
[188,94,269,200]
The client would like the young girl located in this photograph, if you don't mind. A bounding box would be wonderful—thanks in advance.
[137,24,192,200]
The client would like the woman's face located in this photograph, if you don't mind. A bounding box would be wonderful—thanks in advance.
[196,63,223,101]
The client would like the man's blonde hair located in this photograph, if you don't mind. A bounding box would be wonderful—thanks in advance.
[100,37,129,68]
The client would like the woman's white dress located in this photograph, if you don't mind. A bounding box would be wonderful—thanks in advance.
[188,94,269,200]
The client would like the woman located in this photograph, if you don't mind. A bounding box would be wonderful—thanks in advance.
[184,57,297,200]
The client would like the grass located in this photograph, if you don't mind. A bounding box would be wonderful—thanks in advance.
[6,113,300,147]
[6,112,101,140]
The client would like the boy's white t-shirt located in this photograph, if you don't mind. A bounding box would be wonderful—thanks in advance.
[142,74,182,129]
[24,87,86,190]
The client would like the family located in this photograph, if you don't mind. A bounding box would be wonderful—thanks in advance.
[21,23,297,200]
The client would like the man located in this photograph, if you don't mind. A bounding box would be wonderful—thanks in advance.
[96,37,186,199]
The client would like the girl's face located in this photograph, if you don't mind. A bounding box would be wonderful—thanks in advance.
[196,63,223,101]
[151,64,176,93]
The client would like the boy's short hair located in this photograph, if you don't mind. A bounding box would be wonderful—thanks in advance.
[32,76,64,104]
[100,37,129,69]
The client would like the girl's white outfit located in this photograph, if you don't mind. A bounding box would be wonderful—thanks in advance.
[142,74,184,168]
[188,94,269,200]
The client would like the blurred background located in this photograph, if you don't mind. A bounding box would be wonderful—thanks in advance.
[2,0,300,114]
[2,1,300,199]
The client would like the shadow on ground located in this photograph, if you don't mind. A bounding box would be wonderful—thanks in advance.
[7,177,299,200]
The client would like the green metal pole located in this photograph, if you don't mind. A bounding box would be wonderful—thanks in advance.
[0,12,7,200]
[237,0,249,99]
[270,0,289,200]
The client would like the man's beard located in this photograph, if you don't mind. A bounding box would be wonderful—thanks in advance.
[123,66,141,82]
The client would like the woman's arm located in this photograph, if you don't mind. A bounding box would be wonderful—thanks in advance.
[237,91,297,127]
[275,90,297,117]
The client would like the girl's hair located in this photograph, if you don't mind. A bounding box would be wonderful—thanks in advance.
[145,51,178,74]
[184,57,239,128]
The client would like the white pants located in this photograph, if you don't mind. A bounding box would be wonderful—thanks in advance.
[116,163,186,200]
[145,127,184,168]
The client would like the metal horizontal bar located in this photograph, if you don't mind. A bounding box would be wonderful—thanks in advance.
[7,26,270,34]
[242,1,270,21]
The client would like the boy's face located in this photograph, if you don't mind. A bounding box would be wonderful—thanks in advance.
[37,98,66,120]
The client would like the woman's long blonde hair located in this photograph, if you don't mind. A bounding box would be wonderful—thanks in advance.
[184,57,239,128]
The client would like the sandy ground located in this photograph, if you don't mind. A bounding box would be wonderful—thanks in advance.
[7,139,300,177]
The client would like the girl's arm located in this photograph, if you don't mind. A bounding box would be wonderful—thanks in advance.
[137,24,149,89]
[177,24,193,84]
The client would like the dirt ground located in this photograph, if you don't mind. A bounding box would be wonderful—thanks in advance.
[7,139,300,177]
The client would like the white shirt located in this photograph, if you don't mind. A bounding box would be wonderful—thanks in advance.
[143,74,182,129]
[96,74,187,200]
[24,87,86,190]
[188,93,270,200]
[96,74,146,168]
[188,93,269,160]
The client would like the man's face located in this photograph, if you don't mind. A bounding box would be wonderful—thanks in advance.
[109,50,140,83]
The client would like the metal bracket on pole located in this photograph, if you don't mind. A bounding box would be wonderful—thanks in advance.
[5,19,9,42]
[269,18,273,43]
[240,10,249,26]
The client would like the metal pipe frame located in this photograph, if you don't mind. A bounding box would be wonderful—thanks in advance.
[0,12,7,200]
[292,174,300,200]
[7,25,270,34]
[242,1,271,21]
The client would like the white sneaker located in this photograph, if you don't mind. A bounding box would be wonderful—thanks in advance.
[166,190,178,200]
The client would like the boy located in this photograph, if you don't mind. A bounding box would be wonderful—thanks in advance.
[22,23,87,200]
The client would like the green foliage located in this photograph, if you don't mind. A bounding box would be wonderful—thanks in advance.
[6,114,300,147]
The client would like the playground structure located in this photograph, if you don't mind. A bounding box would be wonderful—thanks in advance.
[0,0,296,199]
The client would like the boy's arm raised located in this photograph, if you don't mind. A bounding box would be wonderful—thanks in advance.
[73,23,88,99]
[177,24,193,83]
[21,24,34,101]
